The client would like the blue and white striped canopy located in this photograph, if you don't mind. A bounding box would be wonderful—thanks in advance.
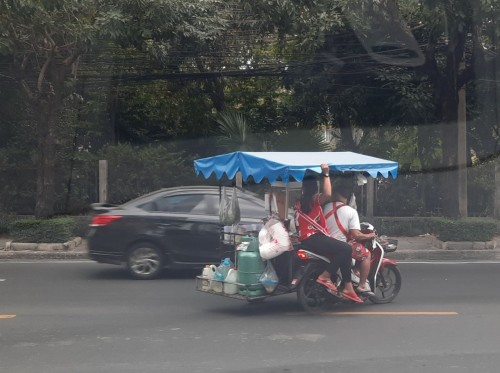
[194,151,398,184]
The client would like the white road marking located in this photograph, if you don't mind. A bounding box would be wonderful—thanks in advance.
[286,311,459,316]
[399,261,500,264]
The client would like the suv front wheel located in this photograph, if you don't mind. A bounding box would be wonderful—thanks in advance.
[127,243,164,279]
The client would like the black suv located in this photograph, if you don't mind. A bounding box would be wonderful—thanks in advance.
[87,186,266,279]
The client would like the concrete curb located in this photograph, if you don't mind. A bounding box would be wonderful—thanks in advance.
[0,237,89,260]
[0,251,89,260]
[386,235,500,261]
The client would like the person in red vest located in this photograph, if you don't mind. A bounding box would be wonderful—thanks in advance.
[294,165,363,303]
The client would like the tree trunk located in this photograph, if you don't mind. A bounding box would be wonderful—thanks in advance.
[207,77,225,112]
[457,81,467,218]
[438,31,467,218]
[34,97,58,218]
[33,65,66,218]
[440,91,460,217]
[337,115,358,151]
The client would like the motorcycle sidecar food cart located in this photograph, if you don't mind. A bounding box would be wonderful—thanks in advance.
[192,151,399,304]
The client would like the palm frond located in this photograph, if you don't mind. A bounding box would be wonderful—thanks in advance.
[214,110,264,151]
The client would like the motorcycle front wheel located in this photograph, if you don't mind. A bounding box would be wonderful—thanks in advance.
[369,264,401,304]
[296,267,333,314]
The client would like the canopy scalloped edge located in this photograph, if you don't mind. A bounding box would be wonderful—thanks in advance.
[194,151,398,184]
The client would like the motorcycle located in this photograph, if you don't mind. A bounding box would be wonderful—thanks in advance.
[295,222,402,314]
[197,221,401,315]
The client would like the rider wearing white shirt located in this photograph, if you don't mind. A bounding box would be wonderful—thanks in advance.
[323,184,376,295]
[324,201,361,242]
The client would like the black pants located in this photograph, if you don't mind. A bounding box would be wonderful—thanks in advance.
[301,233,353,283]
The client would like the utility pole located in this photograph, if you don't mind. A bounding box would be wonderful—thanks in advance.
[492,16,500,218]
[366,178,375,219]
[457,74,468,218]
[99,160,108,203]
[496,161,500,218]
[495,45,500,218]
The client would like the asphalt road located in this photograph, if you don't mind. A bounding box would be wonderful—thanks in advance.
[1,260,500,373]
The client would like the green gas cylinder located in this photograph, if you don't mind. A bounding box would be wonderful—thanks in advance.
[236,236,266,296]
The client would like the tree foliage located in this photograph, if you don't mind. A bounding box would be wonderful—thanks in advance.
[0,0,499,217]
[0,0,230,216]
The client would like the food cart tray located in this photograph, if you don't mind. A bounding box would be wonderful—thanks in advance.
[195,276,268,301]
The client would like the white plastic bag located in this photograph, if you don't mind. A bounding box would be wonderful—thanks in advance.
[258,218,291,260]
[259,260,279,293]
[219,187,241,225]
[349,192,357,210]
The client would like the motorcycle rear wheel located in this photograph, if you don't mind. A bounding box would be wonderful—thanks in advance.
[297,267,333,314]
[369,264,401,304]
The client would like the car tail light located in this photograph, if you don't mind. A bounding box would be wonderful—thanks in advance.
[90,215,123,227]
[296,249,310,261]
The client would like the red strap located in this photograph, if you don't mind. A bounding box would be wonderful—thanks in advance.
[295,209,330,237]
[324,203,340,220]
[325,203,351,240]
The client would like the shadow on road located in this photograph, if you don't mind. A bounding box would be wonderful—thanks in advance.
[86,266,200,281]
[200,295,391,317]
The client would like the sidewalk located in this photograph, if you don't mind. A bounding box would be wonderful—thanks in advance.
[2,235,500,261]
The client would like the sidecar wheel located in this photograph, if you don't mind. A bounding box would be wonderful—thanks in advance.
[369,264,401,304]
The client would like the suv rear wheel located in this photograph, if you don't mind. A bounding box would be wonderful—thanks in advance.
[127,243,163,279]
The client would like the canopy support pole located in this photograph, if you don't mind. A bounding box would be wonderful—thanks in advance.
[366,178,375,219]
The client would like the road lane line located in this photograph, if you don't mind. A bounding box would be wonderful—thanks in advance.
[0,260,92,264]
[0,315,16,319]
[287,311,458,316]
[324,311,458,316]
[399,261,500,265]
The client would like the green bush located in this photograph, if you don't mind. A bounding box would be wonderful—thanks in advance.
[5,215,499,243]
[429,218,498,242]
[371,217,499,241]
[10,217,75,243]
[72,216,92,237]
[371,217,431,236]
[0,214,12,235]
